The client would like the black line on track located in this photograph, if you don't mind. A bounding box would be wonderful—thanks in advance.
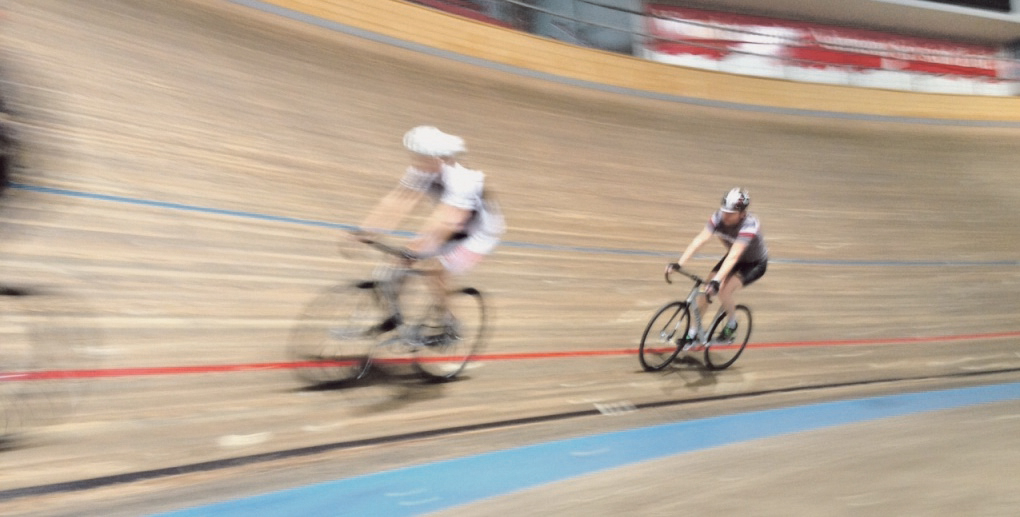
[3,366,1019,502]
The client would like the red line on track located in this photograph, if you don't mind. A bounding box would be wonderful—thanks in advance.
[8,330,1020,380]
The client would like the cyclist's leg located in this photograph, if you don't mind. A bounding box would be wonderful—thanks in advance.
[421,260,451,311]
[414,240,492,378]
[437,232,495,279]
[717,274,743,325]
[438,245,484,277]
[720,260,766,326]
[433,235,494,325]
[417,240,477,318]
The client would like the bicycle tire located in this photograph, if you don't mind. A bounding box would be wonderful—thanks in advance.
[704,304,752,370]
[413,287,487,381]
[0,287,101,440]
[638,301,690,371]
[287,282,384,384]
[0,292,36,439]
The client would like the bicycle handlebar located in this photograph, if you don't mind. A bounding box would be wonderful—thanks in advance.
[354,235,437,261]
[665,265,705,286]
[359,238,406,257]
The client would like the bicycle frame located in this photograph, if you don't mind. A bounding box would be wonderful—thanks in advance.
[360,238,483,378]
[361,240,443,324]
[359,239,459,345]
[665,267,715,345]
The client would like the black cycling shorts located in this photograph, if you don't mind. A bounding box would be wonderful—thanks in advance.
[711,256,767,287]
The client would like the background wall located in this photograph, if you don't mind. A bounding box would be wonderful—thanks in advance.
[257,0,1020,118]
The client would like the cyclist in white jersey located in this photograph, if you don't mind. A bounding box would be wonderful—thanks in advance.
[668,188,768,340]
[352,126,505,301]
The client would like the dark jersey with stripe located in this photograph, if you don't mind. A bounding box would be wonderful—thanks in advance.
[706,210,768,263]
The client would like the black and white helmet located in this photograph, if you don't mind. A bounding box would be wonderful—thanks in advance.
[721,187,750,213]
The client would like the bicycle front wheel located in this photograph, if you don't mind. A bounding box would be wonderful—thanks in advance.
[704,305,752,370]
[287,282,384,384]
[638,301,690,371]
[413,287,487,381]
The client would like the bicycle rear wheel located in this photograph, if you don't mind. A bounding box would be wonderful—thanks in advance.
[0,287,102,441]
[638,301,690,371]
[0,293,36,439]
[413,287,486,381]
[704,305,752,370]
[287,282,384,384]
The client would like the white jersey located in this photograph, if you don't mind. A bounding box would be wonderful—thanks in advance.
[399,162,505,254]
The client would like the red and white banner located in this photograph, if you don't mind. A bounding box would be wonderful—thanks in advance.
[645,5,1007,78]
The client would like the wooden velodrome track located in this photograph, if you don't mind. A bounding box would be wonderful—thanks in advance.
[1,0,1019,515]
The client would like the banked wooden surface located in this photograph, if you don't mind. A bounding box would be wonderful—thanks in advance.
[0,1,1017,515]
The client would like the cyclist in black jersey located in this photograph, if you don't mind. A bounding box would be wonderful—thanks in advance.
[668,188,768,340]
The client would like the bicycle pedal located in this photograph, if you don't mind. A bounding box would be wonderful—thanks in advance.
[682,340,706,352]
[398,341,424,352]
[375,314,402,333]
[419,335,450,348]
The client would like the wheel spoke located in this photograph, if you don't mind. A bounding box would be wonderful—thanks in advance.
[639,302,688,371]
[413,288,486,381]
[704,305,751,370]
[287,283,381,384]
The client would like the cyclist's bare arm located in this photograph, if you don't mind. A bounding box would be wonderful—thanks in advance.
[675,227,714,268]
[410,202,471,255]
[355,186,424,237]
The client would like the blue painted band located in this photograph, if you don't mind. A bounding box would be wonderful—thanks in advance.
[154,381,1020,516]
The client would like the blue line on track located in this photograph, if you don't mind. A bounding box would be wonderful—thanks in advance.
[227,0,1020,128]
[153,382,1020,516]
[15,183,1018,267]
[14,183,358,231]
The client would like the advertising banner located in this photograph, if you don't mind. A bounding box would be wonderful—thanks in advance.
[645,4,1007,78]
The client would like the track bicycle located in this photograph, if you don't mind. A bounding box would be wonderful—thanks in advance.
[0,88,102,441]
[1,285,102,441]
[287,239,488,384]
[638,266,752,371]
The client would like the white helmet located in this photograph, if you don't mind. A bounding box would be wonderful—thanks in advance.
[721,187,750,213]
[402,125,466,157]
